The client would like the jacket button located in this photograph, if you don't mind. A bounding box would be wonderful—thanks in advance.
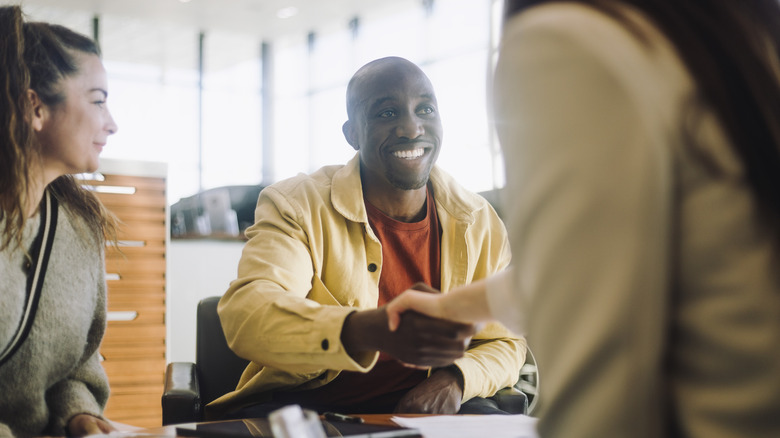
[321,339,329,350]
[367,263,377,272]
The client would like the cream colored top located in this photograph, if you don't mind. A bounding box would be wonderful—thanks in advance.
[490,3,780,437]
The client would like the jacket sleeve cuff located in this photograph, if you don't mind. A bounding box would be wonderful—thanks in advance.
[269,305,379,373]
[453,322,526,401]
[453,359,482,401]
[330,309,380,372]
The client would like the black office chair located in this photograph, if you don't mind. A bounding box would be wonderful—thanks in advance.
[161,296,537,425]
[162,296,249,425]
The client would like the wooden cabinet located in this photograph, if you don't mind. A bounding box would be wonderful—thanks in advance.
[83,159,167,427]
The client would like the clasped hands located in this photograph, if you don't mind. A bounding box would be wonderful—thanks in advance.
[340,283,476,414]
[342,283,475,369]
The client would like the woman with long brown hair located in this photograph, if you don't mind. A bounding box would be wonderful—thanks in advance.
[0,5,119,436]
[388,1,780,436]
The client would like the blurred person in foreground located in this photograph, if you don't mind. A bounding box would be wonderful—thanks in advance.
[387,1,780,436]
[209,56,525,419]
[0,5,120,437]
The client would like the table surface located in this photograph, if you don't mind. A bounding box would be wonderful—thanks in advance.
[124,414,430,436]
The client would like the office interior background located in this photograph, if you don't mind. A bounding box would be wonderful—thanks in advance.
[8,0,507,203]
[4,0,508,424]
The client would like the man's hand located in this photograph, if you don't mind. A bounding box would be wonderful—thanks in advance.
[67,414,115,436]
[341,307,476,368]
[394,367,464,414]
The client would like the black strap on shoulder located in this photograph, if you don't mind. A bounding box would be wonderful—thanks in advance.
[0,190,59,367]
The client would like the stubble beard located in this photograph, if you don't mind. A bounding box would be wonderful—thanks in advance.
[386,169,431,191]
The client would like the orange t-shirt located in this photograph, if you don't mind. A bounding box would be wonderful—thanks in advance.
[276,186,442,412]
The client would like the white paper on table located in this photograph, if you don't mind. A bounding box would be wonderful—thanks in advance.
[392,414,538,438]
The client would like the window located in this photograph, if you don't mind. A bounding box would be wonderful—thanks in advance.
[20,0,506,202]
[202,32,263,189]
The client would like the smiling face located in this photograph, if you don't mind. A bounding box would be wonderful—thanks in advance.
[34,52,117,178]
[343,58,442,195]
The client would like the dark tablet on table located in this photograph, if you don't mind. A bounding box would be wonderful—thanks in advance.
[175,418,422,438]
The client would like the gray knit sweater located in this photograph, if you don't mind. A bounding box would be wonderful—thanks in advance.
[0,201,109,437]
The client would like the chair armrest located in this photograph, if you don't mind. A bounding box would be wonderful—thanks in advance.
[490,386,528,415]
[162,362,202,425]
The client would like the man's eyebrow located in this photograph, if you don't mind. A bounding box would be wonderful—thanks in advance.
[368,96,395,110]
[365,92,436,113]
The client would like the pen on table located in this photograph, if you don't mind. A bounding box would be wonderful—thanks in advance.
[323,412,364,423]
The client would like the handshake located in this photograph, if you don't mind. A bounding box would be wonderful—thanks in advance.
[341,282,480,368]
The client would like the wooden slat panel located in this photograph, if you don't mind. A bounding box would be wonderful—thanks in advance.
[101,344,165,361]
[109,208,166,223]
[108,202,165,214]
[106,247,165,260]
[102,324,165,342]
[106,397,162,416]
[107,295,165,309]
[107,284,165,292]
[111,204,165,214]
[90,173,165,186]
[104,387,163,428]
[115,221,166,232]
[85,174,165,190]
[106,394,160,411]
[107,310,164,326]
[106,384,164,397]
[107,300,165,311]
[106,278,165,290]
[106,260,166,276]
[106,266,165,278]
[92,171,166,427]
[97,193,165,208]
[110,238,166,249]
[106,251,166,264]
[101,357,165,377]
[103,373,164,388]
[99,365,164,386]
[111,223,167,241]
[106,251,165,263]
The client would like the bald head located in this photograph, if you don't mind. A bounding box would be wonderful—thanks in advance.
[341,56,442,199]
[345,56,434,121]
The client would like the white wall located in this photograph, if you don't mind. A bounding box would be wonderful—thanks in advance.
[167,240,245,363]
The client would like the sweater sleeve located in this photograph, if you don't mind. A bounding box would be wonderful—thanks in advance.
[46,262,110,434]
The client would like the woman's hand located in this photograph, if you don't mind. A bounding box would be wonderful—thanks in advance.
[387,278,497,332]
[67,414,115,436]
[386,282,448,331]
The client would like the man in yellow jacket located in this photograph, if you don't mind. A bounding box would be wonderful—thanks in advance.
[210,56,525,419]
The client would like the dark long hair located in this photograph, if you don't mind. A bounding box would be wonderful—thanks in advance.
[503,0,780,236]
[0,6,117,250]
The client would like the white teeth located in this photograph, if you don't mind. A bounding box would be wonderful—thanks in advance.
[392,148,424,159]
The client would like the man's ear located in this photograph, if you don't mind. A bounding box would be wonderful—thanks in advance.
[26,89,47,132]
[342,120,359,151]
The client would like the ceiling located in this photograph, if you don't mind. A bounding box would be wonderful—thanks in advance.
[9,0,421,40]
